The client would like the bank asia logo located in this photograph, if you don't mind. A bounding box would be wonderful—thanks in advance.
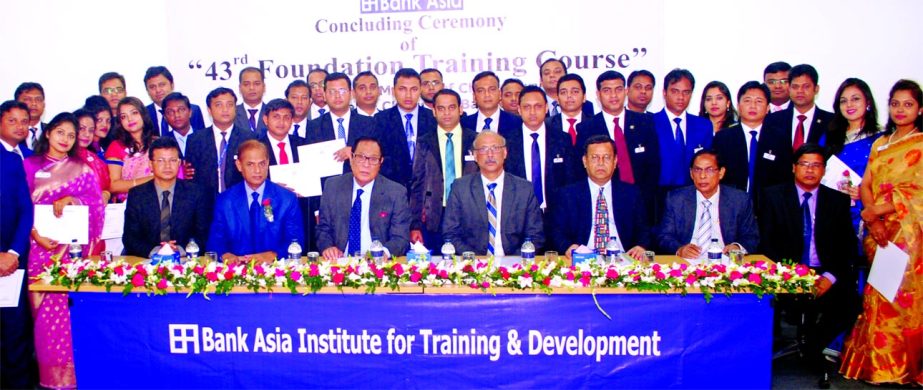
[169,324,251,354]
[360,0,463,14]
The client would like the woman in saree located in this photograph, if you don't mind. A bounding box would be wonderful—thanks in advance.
[840,79,923,385]
[25,112,105,389]
[104,96,156,202]
[84,95,114,154]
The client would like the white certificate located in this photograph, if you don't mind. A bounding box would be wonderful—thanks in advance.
[821,155,862,191]
[297,139,347,179]
[270,163,322,197]
[101,203,126,240]
[868,241,909,302]
[0,270,24,308]
[34,205,89,245]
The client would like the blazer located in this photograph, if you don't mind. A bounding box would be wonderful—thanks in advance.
[259,133,306,167]
[259,132,315,252]
[757,183,856,284]
[657,185,759,254]
[234,102,268,133]
[185,125,258,197]
[374,106,437,188]
[765,105,835,148]
[460,109,522,133]
[546,111,593,146]
[122,180,212,257]
[0,149,33,264]
[304,110,376,174]
[442,172,545,255]
[316,173,411,256]
[712,123,794,208]
[500,124,580,207]
[574,111,661,193]
[409,127,480,233]
[207,180,304,256]
[548,179,652,253]
[147,103,206,137]
[653,110,714,187]
[14,141,34,159]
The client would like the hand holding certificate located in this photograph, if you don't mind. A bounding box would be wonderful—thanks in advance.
[34,204,89,245]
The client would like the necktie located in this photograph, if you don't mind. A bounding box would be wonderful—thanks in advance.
[486,183,498,255]
[594,187,609,253]
[248,109,258,131]
[566,118,577,146]
[159,191,171,242]
[551,101,560,116]
[530,133,543,205]
[444,133,456,202]
[293,123,300,137]
[801,192,813,265]
[278,141,289,164]
[158,109,168,134]
[748,130,758,193]
[483,117,493,131]
[218,131,228,192]
[694,199,713,250]
[29,127,37,145]
[612,117,635,184]
[793,114,807,151]
[404,113,415,161]
[249,191,260,246]
[348,189,364,254]
[12,148,23,159]
[673,117,685,150]
[319,108,327,117]
[337,118,346,140]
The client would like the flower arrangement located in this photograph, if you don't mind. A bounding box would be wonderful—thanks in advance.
[262,198,273,222]
[35,256,817,302]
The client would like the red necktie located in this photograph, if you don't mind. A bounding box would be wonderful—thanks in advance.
[567,118,577,146]
[278,142,289,164]
[612,117,635,184]
[793,114,806,151]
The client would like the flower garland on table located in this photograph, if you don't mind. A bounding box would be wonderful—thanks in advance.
[36,255,818,302]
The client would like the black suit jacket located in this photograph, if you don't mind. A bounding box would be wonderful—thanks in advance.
[305,110,376,174]
[460,110,522,133]
[657,185,760,254]
[499,125,580,206]
[185,125,258,197]
[259,133,306,167]
[546,112,593,146]
[548,179,651,253]
[374,106,437,188]
[234,102,268,133]
[765,105,834,149]
[713,123,793,209]
[147,103,206,137]
[122,180,212,257]
[409,127,480,233]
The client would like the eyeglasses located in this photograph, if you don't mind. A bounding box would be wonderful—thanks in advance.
[422,80,443,87]
[472,145,506,155]
[352,154,382,165]
[588,154,614,163]
[796,162,824,169]
[102,87,125,95]
[326,88,349,96]
[766,79,789,86]
[153,158,181,166]
[691,167,720,176]
[308,83,324,89]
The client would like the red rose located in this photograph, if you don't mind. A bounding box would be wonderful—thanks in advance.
[206,272,218,282]
[606,268,619,279]
[579,274,591,287]
[378,211,388,218]
[654,271,666,280]
[254,265,266,276]
[131,273,145,287]
[87,269,97,278]
[410,271,422,283]
[332,272,345,285]
[262,198,271,206]
[437,269,449,278]
[842,170,850,177]
[274,268,286,277]
[480,281,490,289]
[782,272,792,281]
[291,271,302,281]
[393,263,404,276]
[499,267,510,280]
[156,278,168,290]
[543,276,551,286]
[309,264,319,277]
[794,264,809,277]
[748,273,762,284]
[729,271,743,281]
[669,269,683,278]
[114,265,125,276]
[374,268,384,279]
[685,274,697,285]
[224,270,235,281]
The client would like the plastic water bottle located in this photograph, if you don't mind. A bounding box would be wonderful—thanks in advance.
[520,238,535,261]
[185,239,200,261]
[68,239,82,261]
[606,236,622,263]
[287,239,302,264]
[370,239,385,264]
[440,240,455,262]
[707,238,723,263]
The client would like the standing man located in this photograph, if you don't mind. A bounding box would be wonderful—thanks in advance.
[284,80,311,139]
[353,71,381,117]
[653,69,714,194]
[546,74,591,146]
[442,131,545,256]
[14,82,46,149]
[626,70,656,113]
[0,100,33,158]
[461,71,521,133]
[539,58,594,118]
[234,67,268,133]
[143,66,206,136]
[98,72,127,118]
[765,64,834,151]
[763,61,792,113]
[500,78,524,116]
[305,72,376,173]
[161,92,202,157]
[185,87,257,196]
[420,68,444,110]
[307,68,329,120]
[374,68,437,189]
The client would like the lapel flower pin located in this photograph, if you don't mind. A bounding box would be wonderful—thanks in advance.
[379,211,389,218]
[262,198,274,222]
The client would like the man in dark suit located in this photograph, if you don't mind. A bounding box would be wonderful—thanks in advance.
[764,64,834,151]
[549,135,652,259]
[626,70,656,114]
[207,140,304,263]
[186,87,258,197]
[305,72,376,173]
[99,72,127,117]
[374,68,437,189]
[460,71,522,133]
[143,66,206,136]
[161,92,203,158]
[654,69,714,190]
[500,78,524,116]
[317,137,410,260]
[354,71,382,117]
[285,80,311,138]
[758,144,861,375]
[14,82,47,150]
[538,58,594,118]
[0,148,36,389]
[548,74,592,146]
[658,149,759,258]
[501,85,578,212]
[233,67,268,133]
[410,89,479,246]
[0,100,34,159]
[713,81,793,210]
[123,138,211,257]
[443,131,545,255]
[763,61,792,113]
[420,68,444,110]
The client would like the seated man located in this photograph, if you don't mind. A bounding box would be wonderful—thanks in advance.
[549,135,651,259]
[207,140,304,263]
[316,137,410,260]
[658,149,759,258]
[442,131,544,256]
[124,137,211,257]
[758,144,861,372]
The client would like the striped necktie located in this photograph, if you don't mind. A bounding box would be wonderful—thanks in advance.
[486,183,498,255]
[694,199,713,250]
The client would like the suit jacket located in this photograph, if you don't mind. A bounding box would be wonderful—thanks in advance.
[234,102,268,133]
[316,173,411,256]
[374,106,437,188]
[442,173,545,255]
[122,180,212,257]
[0,149,33,265]
[547,111,592,147]
[765,105,835,149]
[185,125,258,197]
[409,127,479,233]
[460,109,522,133]
[713,123,793,209]
[547,100,595,119]
[548,179,651,253]
[574,111,661,193]
[500,124,580,209]
[657,185,759,254]
[259,132,315,252]
[207,180,304,256]
[14,141,33,159]
[259,133,305,167]
[305,110,376,174]
[758,183,856,284]
[653,110,714,187]
[147,103,206,137]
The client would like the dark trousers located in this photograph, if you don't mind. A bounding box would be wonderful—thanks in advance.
[0,270,37,389]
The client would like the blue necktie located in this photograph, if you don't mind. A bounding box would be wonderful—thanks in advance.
[249,192,260,249]
[319,108,326,117]
[217,131,228,192]
[486,183,498,255]
[483,117,493,131]
[348,188,364,254]
[673,117,685,150]
[530,133,543,206]
[158,109,168,134]
[444,133,456,202]
[551,101,560,116]
[248,109,258,131]
[293,123,300,137]
[801,192,813,265]
[337,118,346,140]
[404,113,415,161]
[748,130,758,194]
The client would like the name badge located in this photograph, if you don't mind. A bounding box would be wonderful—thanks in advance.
[877,144,889,152]
[634,145,646,154]
[464,154,475,162]
[763,152,776,161]
[553,156,564,163]
[35,171,51,179]
[693,146,703,153]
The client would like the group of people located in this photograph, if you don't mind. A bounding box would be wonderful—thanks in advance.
[0,59,920,388]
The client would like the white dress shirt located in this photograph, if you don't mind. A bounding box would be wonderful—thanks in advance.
[790,105,816,145]
[741,122,762,192]
[310,103,328,119]
[601,110,626,139]
[474,109,500,132]
[560,113,584,135]
[347,179,375,255]
[521,124,547,209]
[482,172,505,257]
[331,110,352,141]
[289,117,308,139]
[665,110,688,141]
[268,133,294,164]
[770,100,790,113]
[586,179,623,251]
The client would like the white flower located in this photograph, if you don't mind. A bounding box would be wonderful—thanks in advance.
[517,276,533,288]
